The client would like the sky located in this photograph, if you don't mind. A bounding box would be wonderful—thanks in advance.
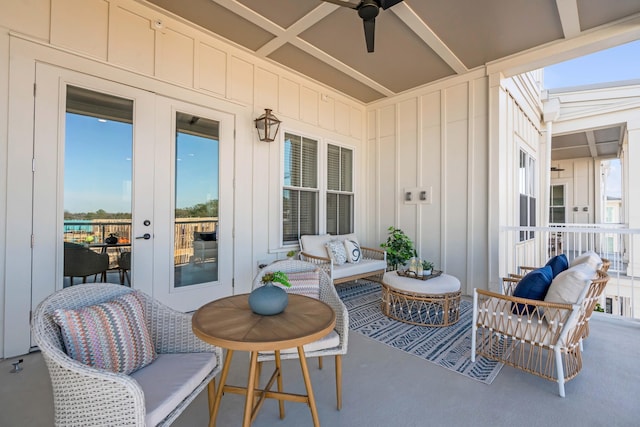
[543,39,640,89]
[65,113,219,214]
[543,41,640,200]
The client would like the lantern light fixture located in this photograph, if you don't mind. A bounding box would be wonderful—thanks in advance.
[254,108,281,142]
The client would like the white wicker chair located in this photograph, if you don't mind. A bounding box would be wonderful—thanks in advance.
[32,283,223,426]
[252,260,348,410]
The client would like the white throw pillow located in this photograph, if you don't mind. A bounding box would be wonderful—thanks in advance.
[569,250,603,271]
[344,239,362,263]
[326,240,348,265]
[300,234,332,258]
[545,263,596,305]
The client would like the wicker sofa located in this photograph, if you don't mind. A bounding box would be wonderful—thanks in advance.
[472,260,609,397]
[298,233,387,285]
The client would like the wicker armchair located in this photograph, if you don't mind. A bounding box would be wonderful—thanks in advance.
[252,260,348,410]
[32,283,223,426]
[472,269,609,397]
[505,256,610,340]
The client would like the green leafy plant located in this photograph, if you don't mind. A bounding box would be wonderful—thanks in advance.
[261,271,291,287]
[286,250,297,258]
[421,260,434,271]
[380,226,417,270]
[594,303,605,313]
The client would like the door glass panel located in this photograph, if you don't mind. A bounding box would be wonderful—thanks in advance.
[174,112,219,287]
[63,86,133,287]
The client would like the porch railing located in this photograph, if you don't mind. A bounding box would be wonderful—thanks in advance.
[500,224,640,320]
[63,218,218,266]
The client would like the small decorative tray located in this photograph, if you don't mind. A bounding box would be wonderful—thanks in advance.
[396,269,442,281]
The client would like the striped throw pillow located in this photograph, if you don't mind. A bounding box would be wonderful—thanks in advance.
[286,270,321,299]
[52,291,157,374]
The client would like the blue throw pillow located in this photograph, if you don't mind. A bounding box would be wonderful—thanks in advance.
[512,266,553,315]
[545,254,568,278]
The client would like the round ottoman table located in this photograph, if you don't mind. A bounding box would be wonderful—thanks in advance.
[381,271,461,327]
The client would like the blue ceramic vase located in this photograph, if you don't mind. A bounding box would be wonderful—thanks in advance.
[248,282,288,315]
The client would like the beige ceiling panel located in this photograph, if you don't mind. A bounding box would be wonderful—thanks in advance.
[577,0,640,31]
[407,0,563,69]
[594,127,621,143]
[596,141,620,157]
[552,146,591,160]
[553,132,588,148]
[110,6,155,76]
[268,43,386,103]
[237,0,320,28]
[299,7,454,93]
[147,0,274,51]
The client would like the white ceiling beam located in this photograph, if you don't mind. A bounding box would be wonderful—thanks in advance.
[391,3,468,74]
[256,4,337,56]
[585,130,599,157]
[556,0,581,39]
[212,0,283,34]
[212,1,395,97]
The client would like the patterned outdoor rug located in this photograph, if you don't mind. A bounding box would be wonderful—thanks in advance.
[337,281,503,384]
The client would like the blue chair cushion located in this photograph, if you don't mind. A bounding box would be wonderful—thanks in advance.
[545,254,568,278]
[512,266,554,314]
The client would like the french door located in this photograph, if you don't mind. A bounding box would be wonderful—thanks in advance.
[32,64,234,327]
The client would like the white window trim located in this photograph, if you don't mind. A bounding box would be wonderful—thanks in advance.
[278,130,357,248]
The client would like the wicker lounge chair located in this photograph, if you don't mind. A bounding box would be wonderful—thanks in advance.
[32,283,222,426]
[505,255,610,340]
[472,269,609,397]
[252,260,348,410]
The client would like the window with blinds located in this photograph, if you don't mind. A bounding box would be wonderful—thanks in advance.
[326,144,353,235]
[283,133,318,244]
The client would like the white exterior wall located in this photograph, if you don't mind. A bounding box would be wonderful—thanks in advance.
[0,0,367,358]
[0,0,547,357]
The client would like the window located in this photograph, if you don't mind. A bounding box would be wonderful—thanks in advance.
[549,184,565,223]
[326,144,353,235]
[519,150,536,241]
[283,133,318,244]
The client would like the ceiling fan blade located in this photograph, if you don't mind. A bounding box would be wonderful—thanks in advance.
[379,0,404,9]
[321,0,361,9]
[363,18,376,53]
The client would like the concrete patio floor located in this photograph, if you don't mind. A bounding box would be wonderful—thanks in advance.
[1,310,639,426]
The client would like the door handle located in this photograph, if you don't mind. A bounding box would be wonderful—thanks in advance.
[136,233,151,240]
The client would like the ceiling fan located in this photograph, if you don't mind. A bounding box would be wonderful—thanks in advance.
[322,0,405,53]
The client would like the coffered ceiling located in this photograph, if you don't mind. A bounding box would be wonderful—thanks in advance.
[142,0,640,104]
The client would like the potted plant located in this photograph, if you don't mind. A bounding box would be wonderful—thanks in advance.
[249,271,291,316]
[261,271,291,288]
[380,226,417,271]
[286,250,298,260]
[421,260,434,276]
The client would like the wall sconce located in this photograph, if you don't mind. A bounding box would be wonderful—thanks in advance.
[254,108,281,142]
